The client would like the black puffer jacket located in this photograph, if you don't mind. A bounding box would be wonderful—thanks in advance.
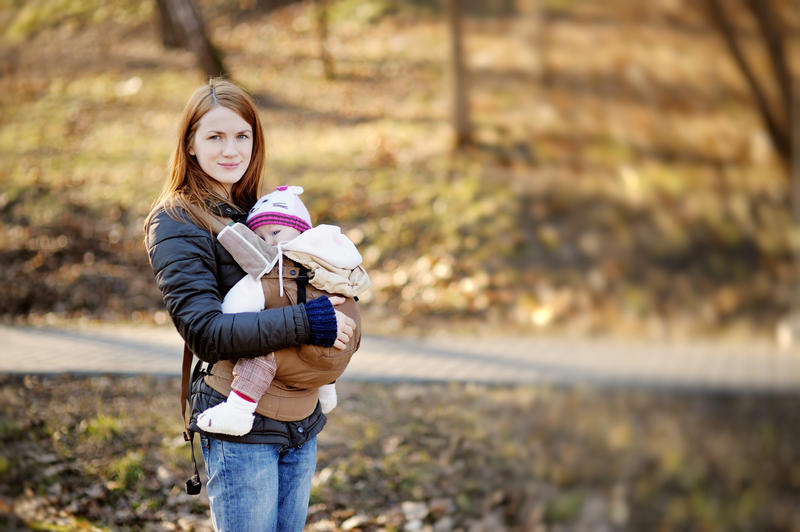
[146,204,325,445]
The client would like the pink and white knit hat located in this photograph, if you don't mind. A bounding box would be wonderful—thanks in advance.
[246,185,312,233]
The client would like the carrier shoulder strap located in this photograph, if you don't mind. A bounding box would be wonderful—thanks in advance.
[180,344,194,433]
[177,204,234,494]
[296,264,311,303]
[187,204,231,234]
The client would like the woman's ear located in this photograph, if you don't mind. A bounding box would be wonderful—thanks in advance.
[188,146,195,156]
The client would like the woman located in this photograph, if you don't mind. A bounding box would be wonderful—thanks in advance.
[144,78,356,531]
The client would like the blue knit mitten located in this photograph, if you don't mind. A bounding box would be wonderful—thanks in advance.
[304,296,338,347]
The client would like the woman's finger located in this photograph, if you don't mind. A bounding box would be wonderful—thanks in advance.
[329,296,345,306]
[341,313,355,331]
[333,329,350,349]
[332,308,353,350]
[335,310,355,329]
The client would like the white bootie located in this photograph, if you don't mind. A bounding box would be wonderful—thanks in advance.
[318,384,338,414]
[196,392,257,436]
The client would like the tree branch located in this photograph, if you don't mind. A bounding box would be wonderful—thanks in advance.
[706,0,789,162]
[746,0,792,139]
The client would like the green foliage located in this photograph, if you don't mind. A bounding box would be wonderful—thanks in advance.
[323,0,438,26]
[0,419,25,440]
[328,0,397,25]
[106,451,144,492]
[82,414,121,443]
[3,0,151,42]
[544,491,584,523]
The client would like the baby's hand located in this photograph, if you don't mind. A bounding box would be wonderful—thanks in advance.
[329,296,355,350]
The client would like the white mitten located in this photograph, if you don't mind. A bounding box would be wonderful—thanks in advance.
[318,384,338,414]
[196,392,257,436]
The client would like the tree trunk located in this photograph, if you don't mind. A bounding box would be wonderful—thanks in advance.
[747,0,792,119]
[791,1,800,332]
[708,0,798,341]
[706,0,789,163]
[314,0,335,79]
[161,0,228,78]
[447,0,472,149]
[156,0,181,48]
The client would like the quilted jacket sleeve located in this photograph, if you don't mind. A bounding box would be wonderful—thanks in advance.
[145,208,311,364]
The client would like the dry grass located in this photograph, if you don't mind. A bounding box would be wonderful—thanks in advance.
[0,0,795,339]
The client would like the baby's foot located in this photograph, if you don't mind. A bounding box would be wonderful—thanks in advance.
[196,392,257,436]
[318,384,338,414]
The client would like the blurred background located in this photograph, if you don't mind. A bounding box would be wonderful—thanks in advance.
[1,0,798,342]
[2,1,800,531]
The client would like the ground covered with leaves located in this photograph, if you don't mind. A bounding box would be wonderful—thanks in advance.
[1,0,797,340]
[1,374,799,531]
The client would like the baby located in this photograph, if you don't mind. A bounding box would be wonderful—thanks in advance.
[196,185,369,436]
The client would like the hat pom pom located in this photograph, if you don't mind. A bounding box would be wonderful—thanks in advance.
[277,185,304,196]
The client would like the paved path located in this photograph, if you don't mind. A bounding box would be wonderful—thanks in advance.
[1,324,799,393]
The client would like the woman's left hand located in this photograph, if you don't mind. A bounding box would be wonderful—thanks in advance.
[329,296,355,349]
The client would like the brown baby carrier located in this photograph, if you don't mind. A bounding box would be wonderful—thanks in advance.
[182,212,367,423]
[177,206,367,493]
[204,253,363,421]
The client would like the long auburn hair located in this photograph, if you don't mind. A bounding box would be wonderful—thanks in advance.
[146,78,266,232]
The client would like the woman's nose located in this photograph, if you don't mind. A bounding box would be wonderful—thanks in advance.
[222,139,237,156]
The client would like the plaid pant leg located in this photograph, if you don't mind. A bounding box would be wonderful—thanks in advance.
[231,353,277,401]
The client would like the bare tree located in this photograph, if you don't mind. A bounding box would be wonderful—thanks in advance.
[314,0,335,79]
[706,0,791,163]
[789,63,800,345]
[156,0,228,78]
[447,0,472,148]
[708,0,800,342]
[788,0,800,344]
[156,0,181,48]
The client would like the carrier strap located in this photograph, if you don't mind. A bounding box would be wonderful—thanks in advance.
[178,204,234,495]
[180,344,201,494]
[296,265,310,303]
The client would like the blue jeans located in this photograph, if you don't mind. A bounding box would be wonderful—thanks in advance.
[200,435,317,532]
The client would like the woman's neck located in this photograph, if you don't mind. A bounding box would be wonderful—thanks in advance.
[211,183,233,202]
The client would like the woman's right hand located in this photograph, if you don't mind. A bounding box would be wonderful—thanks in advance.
[328,296,356,350]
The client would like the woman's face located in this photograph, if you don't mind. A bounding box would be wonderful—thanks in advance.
[190,106,253,195]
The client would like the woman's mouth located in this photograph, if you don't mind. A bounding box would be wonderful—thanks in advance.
[219,162,240,170]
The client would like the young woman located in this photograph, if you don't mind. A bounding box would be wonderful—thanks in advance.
[144,78,356,531]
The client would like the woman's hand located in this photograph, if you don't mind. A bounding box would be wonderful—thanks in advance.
[328,296,356,350]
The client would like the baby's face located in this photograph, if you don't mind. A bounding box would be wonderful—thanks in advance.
[254,224,302,245]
